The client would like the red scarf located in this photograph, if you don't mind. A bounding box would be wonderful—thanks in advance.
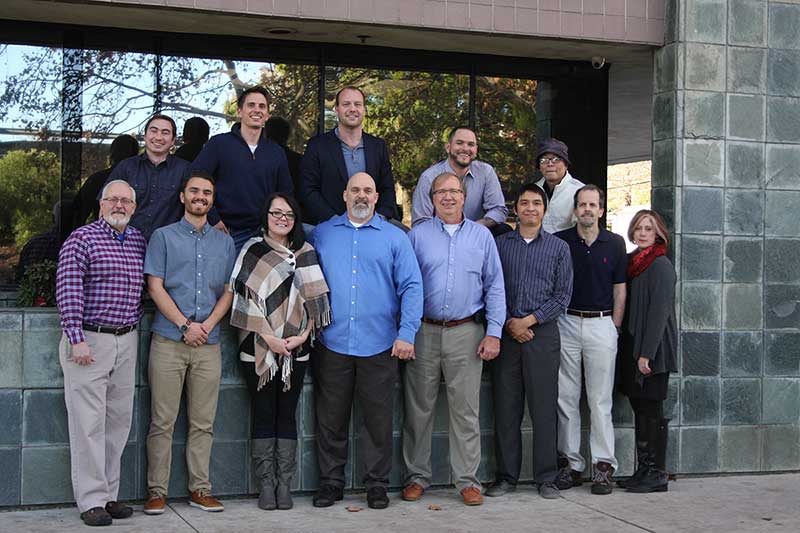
[627,243,667,279]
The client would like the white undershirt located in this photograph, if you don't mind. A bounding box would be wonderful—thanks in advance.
[248,144,257,155]
[443,223,459,236]
[524,238,534,244]
[350,220,365,228]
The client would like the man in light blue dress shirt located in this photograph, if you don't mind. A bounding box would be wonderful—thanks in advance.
[411,126,509,233]
[402,171,506,507]
[310,172,423,510]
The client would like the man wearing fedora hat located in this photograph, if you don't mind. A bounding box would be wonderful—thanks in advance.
[535,138,584,234]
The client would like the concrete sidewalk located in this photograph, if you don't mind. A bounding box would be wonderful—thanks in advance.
[1,473,797,532]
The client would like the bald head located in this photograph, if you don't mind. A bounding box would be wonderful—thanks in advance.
[343,172,379,223]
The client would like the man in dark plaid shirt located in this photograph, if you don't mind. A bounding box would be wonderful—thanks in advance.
[56,179,147,527]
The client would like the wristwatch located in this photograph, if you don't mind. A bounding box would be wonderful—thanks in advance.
[179,319,192,333]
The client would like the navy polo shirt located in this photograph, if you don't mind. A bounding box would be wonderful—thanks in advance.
[555,226,627,311]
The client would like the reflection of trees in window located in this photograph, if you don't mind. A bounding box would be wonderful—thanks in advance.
[476,76,538,198]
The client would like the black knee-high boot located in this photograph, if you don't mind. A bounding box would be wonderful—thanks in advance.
[627,418,669,493]
[618,410,652,488]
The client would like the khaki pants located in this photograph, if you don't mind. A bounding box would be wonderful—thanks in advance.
[146,333,221,496]
[403,321,484,491]
[59,330,137,512]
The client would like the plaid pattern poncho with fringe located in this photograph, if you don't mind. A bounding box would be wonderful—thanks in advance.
[230,234,330,391]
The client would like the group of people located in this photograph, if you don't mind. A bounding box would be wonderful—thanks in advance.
[55,84,677,527]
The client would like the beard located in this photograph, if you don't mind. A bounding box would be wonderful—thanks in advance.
[104,212,131,230]
[350,202,372,220]
[578,214,596,228]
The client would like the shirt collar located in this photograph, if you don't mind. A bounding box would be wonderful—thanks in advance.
[333,212,382,229]
[444,159,473,179]
[140,151,173,168]
[512,226,544,242]
[179,216,210,235]
[334,127,364,149]
[97,217,132,240]
[433,214,466,231]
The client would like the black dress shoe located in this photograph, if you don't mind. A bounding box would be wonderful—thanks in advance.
[485,480,517,497]
[312,484,344,508]
[105,501,133,519]
[366,486,389,509]
[80,507,112,527]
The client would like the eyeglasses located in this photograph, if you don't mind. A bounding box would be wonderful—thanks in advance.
[539,156,562,165]
[268,210,296,221]
[432,188,464,197]
[102,197,135,207]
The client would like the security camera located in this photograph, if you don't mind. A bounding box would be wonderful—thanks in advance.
[591,56,606,69]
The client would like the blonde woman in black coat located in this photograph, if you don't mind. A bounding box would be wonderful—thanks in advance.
[618,210,677,493]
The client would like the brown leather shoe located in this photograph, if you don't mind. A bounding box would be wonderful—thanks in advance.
[460,486,483,506]
[104,501,133,519]
[143,493,166,515]
[189,490,224,512]
[401,482,425,501]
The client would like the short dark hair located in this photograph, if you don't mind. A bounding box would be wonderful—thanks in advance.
[180,170,216,193]
[264,117,291,146]
[144,114,177,138]
[513,182,548,211]
[182,117,210,145]
[447,125,476,143]
[237,86,271,109]
[573,184,606,209]
[334,86,366,106]
[262,192,306,251]
[109,134,139,167]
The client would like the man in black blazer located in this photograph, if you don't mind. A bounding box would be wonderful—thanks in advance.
[300,86,397,225]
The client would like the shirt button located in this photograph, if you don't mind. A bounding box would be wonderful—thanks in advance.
[352,270,356,273]
[352,285,355,288]
[198,254,201,258]
[197,273,201,276]
[197,290,201,294]
[350,317,354,320]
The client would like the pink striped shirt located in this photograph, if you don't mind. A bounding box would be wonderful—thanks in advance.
[56,219,146,344]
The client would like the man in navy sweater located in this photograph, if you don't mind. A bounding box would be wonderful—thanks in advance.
[194,86,294,252]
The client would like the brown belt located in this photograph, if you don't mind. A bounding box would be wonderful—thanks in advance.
[566,309,613,319]
[422,315,475,328]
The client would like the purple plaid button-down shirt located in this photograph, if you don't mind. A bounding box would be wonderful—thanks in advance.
[56,218,147,345]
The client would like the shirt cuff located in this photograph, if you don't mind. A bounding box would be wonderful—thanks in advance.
[397,327,417,345]
[65,327,85,345]
[486,322,503,339]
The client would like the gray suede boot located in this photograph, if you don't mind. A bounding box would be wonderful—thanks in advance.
[275,439,298,510]
[252,438,277,510]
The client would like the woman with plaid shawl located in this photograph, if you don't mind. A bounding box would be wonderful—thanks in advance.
[230,192,330,511]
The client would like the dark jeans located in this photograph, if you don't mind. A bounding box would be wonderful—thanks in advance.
[312,343,397,489]
[491,320,561,484]
[241,358,307,440]
[629,397,665,419]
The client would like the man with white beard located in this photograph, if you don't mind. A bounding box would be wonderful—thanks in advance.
[309,172,423,510]
[56,179,147,527]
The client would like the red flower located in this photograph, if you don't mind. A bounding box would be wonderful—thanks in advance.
[34,297,46,307]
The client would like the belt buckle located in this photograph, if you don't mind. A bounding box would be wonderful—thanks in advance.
[441,320,450,328]
[114,325,127,335]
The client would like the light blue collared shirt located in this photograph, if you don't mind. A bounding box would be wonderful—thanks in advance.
[334,127,365,179]
[311,213,423,357]
[144,217,236,344]
[408,216,506,338]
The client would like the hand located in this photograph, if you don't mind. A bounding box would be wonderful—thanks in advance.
[182,322,208,347]
[214,220,229,234]
[638,356,651,375]
[511,329,534,343]
[284,335,306,352]
[391,339,415,360]
[70,341,94,365]
[477,335,500,361]
[506,317,534,338]
[263,334,290,357]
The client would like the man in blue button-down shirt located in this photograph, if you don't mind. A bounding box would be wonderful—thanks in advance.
[142,170,236,515]
[104,114,189,240]
[402,171,506,507]
[310,172,423,510]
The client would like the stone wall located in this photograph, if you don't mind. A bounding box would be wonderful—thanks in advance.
[650,0,800,474]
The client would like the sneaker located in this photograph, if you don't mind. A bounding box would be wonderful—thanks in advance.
[554,466,583,490]
[143,493,167,515]
[104,501,133,519]
[591,462,615,495]
[460,486,484,506]
[80,506,112,527]
[366,486,389,509]
[189,489,224,512]
[485,480,516,497]
[312,484,344,508]
[538,482,561,500]
[401,482,425,501]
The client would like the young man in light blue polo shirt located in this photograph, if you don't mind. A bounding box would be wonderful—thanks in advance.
[142,170,236,515]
